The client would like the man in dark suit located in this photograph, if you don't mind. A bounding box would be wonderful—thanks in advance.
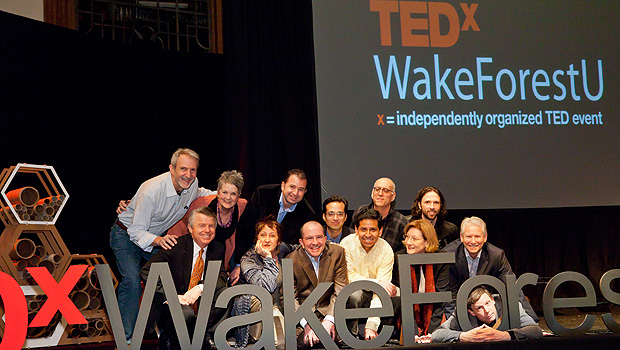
[446,217,538,321]
[231,169,315,284]
[288,221,348,348]
[141,207,228,350]
[322,195,352,243]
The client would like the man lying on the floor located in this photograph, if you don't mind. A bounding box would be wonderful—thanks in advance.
[430,286,543,343]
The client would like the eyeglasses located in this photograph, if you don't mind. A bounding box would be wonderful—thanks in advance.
[326,211,345,218]
[303,235,326,242]
[403,235,424,243]
[373,187,394,195]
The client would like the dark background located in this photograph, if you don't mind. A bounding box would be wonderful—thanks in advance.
[1,1,618,311]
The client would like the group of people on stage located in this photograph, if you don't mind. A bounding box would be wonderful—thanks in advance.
[110,148,543,349]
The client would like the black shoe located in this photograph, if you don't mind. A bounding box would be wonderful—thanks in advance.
[202,336,217,350]
[158,331,172,350]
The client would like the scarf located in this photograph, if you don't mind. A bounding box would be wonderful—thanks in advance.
[411,264,435,335]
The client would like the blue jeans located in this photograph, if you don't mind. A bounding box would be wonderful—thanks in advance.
[109,222,156,341]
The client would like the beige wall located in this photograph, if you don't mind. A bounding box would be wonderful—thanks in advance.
[0,0,44,21]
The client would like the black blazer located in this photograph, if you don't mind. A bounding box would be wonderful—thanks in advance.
[447,242,538,321]
[406,216,460,250]
[324,225,352,242]
[234,184,315,263]
[141,234,228,296]
[450,242,512,292]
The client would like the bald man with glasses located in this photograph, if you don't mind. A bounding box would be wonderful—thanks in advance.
[350,178,407,252]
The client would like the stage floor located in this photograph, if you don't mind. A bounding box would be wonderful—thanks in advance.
[46,306,620,350]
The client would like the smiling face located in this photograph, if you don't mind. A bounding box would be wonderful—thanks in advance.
[468,292,497,324]
[169,154,198,192]
[217,183,240,209]
[461,223,487,258]
[189,213,216,249]
[419,191,441,221]
[299,221,327,258]
[257,225,279,255]
[280,175,307,209]
[371,178,395,210]
[403,227,428,254]
[355,218,382,252]
[322,201,347,231]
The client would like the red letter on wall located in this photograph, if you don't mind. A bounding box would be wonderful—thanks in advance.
[28,265,88,327]
[0,271,28,350]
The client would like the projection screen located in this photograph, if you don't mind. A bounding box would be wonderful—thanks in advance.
[313,0,620,209]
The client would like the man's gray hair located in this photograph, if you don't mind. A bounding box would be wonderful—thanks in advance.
[171,148,200,167]
[188,207,216,227]
[217,170,244,193]
[460,216,488,236]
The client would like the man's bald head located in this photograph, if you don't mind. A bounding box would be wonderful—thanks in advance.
[299,221,327,258]
[371,177,396,209]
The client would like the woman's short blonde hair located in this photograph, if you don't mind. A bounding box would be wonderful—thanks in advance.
[403,219,439,253]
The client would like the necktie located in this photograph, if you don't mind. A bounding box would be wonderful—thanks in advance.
[189,248,204,314]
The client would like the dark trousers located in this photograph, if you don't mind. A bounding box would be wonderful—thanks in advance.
[155,296,228,350]
[346,290,373,337]
[347,291,400,340]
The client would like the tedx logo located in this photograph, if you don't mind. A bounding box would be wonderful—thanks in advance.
[370,0,480,47]
[0,266,88,350]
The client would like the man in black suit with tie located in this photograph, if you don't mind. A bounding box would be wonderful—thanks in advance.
[446,216,538,322]
[141,207,228,350]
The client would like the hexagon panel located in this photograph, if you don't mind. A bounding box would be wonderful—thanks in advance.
[0,224,72,286]
[0,163,69,226]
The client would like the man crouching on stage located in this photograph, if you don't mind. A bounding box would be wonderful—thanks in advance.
[431,286,542,343]
[141,207,227,350]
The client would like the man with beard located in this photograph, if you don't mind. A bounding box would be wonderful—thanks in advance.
[409,186,459,249]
